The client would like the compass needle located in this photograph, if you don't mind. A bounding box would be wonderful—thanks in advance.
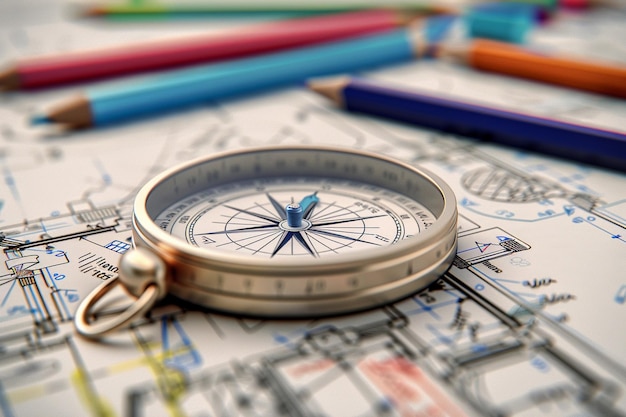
[299,191,319,219]
[76,147,457,338]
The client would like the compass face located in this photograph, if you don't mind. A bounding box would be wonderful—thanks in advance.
[154,177,436,258]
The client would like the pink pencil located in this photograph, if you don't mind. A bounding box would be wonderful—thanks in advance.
[0,9,425,90]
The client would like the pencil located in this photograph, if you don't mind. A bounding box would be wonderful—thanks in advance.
[308,76,626,172]
[0,9,423,90]
[559,0,625,9]
[80,3,454,19]
[31,29,428,129]
[437,39,626,98]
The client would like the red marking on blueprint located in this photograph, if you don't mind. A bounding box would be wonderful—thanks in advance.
[475,241,492,253]
[359,356,469,417]
[287,357,335,378]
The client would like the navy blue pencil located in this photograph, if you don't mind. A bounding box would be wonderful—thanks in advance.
[308,76,626,173]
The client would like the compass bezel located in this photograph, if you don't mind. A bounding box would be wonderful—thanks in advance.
[131,146,458,317]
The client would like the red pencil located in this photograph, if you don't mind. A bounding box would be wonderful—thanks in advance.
[0,9,426,90]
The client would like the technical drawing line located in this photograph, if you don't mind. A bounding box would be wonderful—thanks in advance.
[92,158,112,186]
[453,340,524,367]
[78,252,97,261]
[466,267,626,380]
[488,277,526,284]
[426,323,455,346]
[405,296,453,320]
[443,272,520,329]
[539,346,624,417]
[79,236,118,250]
[260,361,310,417]
[26,284,44,322]
[596,198,626,219]
[0,381,14,417]
[5,226,115,250]
[65,337,115,417]
[161,317,203,373]
[0,276,16,285]
[2,166,21,205]
[0,279,17,306]
[131,327,187,417]
[290,360,344,395]
[579,217,626,243]
[343,359,387,413]
[52,289,72,321]
[457,244,491,255]
[462,206,567,223]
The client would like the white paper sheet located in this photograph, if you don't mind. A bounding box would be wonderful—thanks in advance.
[0,2,625,416]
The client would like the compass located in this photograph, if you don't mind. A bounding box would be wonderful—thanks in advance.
[75,146,458,338]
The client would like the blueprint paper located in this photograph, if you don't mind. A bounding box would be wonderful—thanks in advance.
[0,2,625,416]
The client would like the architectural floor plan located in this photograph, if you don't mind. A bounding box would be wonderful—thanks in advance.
[0,1,625,416]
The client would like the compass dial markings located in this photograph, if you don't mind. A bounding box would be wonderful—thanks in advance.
[310,203,353,222]
[223,204,281,224]
[217,215,270,226]
[306,230,359,250]
[240,231,285,255]
[306,232,341,254]
[163,177,435,257]
[214,229,281,248]
[271,231,295,257]
[306,200,337,221]
[311,214,387,227]
[308,228,381,246]
[197,223,279,235]
[264,193,287,219]
[293,232,318,257]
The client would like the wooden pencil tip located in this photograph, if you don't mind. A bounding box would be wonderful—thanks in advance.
[434,43,468,62]
[394,6,459,26]
[30,95,93,129]
[0,67,20,91]
[79,6,106,17]
[307,76,350,106]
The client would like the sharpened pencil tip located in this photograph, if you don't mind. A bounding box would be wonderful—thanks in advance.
[79,6,106,17]
[307,76,351,106]
[30,114,51,125]
[0,67,20,91]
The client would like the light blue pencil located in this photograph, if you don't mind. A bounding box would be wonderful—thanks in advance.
[32,28,424,128]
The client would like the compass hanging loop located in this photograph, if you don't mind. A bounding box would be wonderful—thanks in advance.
[74,247,167,339]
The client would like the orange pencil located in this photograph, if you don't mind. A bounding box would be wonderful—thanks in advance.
[438,39,626,98]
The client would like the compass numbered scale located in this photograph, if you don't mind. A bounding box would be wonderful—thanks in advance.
[76,147,458,338]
